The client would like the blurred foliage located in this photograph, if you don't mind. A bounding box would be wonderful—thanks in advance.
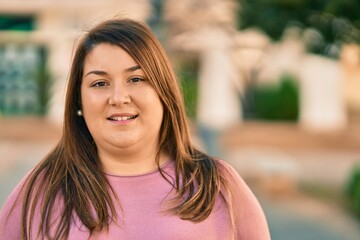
[300,182,346,207]
[148,0,166,41]
[0,15,35,31]
[178,61,199,119]
[237,0,360,57]
[252,74,299,121]
[35,47,52,116]
[346,164,360,218]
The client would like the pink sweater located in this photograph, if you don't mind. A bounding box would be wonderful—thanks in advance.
[0,160,270,239]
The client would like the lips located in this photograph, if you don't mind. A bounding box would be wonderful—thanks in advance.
[107,114,138,122]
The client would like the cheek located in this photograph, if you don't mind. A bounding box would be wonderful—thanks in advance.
[81,90,105,114]
[152,97,164,128]
[80,85,88,109]
[139,90,163,116]
[158,101,164,121]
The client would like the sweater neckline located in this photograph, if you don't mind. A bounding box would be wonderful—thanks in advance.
[104,159,173,179]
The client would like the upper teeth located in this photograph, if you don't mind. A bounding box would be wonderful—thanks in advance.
[110,116,136,121]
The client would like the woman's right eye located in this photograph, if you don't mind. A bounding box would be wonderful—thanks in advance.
[91,81,109,87]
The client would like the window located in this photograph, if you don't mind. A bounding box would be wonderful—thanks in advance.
[0,15,35,31]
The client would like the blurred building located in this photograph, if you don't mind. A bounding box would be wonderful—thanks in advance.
[251,28,347,131]
[165,0,241,133]
[1,0,360,133]
[341,44,360,120]
[0,0,150,122]
[164,0,360,133]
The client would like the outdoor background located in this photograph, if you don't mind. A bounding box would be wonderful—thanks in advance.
[1,0,360,239]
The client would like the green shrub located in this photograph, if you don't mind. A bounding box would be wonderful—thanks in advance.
[35,48,52,116]
[346,164,360,218]
[253,74,300,121]
[178,61,199,119]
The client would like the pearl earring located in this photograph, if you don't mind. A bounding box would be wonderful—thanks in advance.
[76,109,83,116]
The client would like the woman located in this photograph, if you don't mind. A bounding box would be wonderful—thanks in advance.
[0,19,270,240]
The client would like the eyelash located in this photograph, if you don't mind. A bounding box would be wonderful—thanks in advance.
[91,81,109,88]
[129,77,145,83]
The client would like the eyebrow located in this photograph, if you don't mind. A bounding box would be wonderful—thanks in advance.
[84,65,142,77]
[125,65,141,72]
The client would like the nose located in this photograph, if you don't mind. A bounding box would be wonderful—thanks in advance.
[108,83,131,106]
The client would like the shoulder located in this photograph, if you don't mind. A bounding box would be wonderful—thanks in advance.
[0,172,31,239]
[214,158,249,189]
[214,158,239,178]
[214,158,257,203]
[0,168,48,240]
[214,159,271,240]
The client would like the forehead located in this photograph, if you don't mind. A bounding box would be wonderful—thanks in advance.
[83,43,139,72]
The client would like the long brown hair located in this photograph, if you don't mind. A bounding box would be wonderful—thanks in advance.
[19,19,224,239]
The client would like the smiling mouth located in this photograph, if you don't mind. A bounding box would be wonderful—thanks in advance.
[107,115,138,121]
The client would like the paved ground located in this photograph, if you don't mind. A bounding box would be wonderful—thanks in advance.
[1,117,360,239]
[259,190,360,240]
[221,121,360,239]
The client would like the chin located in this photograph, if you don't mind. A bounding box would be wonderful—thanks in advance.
[113,139,139,148]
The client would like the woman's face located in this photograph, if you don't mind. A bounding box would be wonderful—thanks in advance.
[81,43,164,155]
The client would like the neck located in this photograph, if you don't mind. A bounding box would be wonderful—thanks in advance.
[98,145,170,176]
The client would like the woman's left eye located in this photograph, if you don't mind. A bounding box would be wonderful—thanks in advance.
[129,77,145,83]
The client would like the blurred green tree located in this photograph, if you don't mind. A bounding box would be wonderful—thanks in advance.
[237,0,360,57]
[252,74,299,121]
[35,47,52,116]
[346,164,360,218]
[178,60,199,119]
